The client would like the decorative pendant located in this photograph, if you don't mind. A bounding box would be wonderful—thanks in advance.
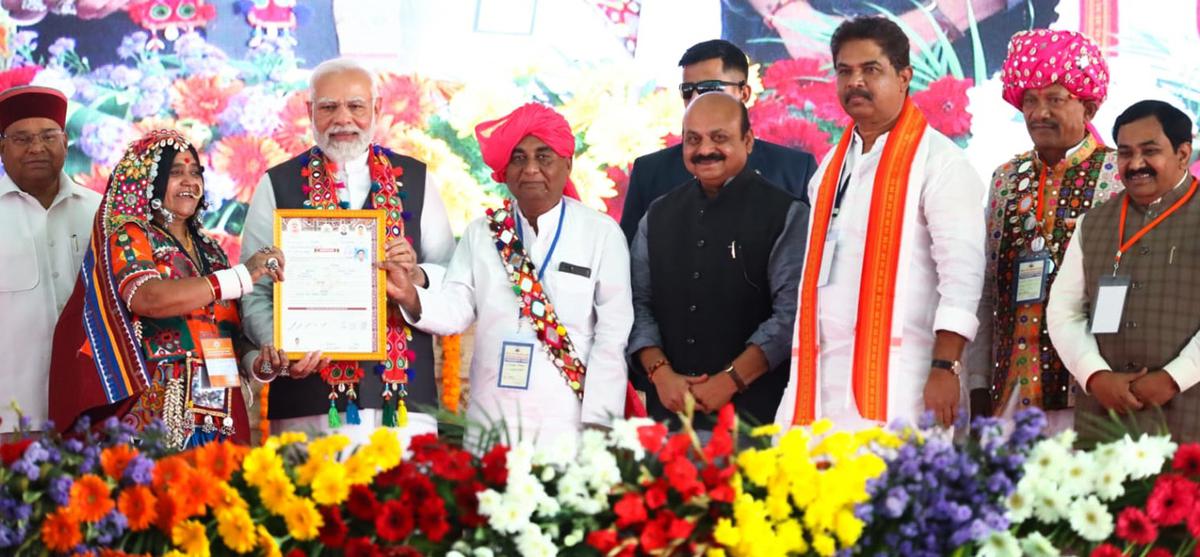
[1031,236,1046,253]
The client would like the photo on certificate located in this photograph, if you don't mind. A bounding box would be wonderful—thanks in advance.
[273,209,387,360]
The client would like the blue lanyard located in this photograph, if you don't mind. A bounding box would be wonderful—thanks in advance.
[515,202,566,282]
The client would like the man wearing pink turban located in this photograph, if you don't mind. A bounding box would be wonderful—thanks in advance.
[388,103,635,451]
[967,29,1123,434]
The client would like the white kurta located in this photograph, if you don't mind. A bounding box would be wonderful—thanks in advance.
[0,173,100,431]
[776,127,987,430]
[406,198,633,451]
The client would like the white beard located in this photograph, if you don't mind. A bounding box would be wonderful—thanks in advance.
[313,119,375,163]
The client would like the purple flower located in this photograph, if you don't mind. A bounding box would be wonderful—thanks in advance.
[884,487,910,518]
[48,38,76,59]
[14,31,38,52]
[107,66,143,89]
[0,523,18,548]
[48,475,73,506]
[218,87,284,137]
[123,455,154,485]
[117,32,149,60]
[94,510,127,544]
[79,120,137,167]
[63,438,83,453]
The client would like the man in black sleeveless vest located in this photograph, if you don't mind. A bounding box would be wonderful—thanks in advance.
[1048,101,1200,445]
[239,58,454,445]
[628,92,807,430]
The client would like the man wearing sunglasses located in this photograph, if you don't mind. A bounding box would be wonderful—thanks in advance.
[619,39,817,244]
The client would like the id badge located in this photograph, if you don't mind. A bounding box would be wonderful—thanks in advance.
[817,228,838,287]
[1014,252,1050,303]
[1090,275,1131,334]
[198,336,240,388]
[497,337,535,390]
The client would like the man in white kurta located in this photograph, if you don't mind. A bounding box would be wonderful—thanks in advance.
[391,103,632,451]
[775,17,986,431]
[0,86,101,434]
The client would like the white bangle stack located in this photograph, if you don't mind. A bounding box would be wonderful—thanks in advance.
[213,264,253,300]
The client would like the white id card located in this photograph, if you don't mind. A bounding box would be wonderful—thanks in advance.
[817,228,838,287]
[1014,254,1049,303]
[497,339,535,390]
[1090,275,1131,334]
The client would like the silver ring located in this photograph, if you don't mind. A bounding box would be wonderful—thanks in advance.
[266,257,280,271]
[260,360,273,374]
[258,246,273,254]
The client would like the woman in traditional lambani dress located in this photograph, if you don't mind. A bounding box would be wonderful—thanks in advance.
[48,129,289,448]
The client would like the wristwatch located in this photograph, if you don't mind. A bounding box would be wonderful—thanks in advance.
[931,359,962,376]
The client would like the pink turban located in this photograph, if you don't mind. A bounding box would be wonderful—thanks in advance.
[475,103,579,200]
[1000,29,1110,110]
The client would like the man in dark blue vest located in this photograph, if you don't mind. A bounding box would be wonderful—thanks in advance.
[239,58,454,445]
[619,39,817,244]
[628,92,807,430]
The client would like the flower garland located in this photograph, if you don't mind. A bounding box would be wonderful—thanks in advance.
[259,383,270,444]
[440,334,462,414]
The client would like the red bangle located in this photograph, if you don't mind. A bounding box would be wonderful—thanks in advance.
[205,274,222,301]
[646,358,668,380]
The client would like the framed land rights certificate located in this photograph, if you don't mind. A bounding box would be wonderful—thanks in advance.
[273,209,387,361]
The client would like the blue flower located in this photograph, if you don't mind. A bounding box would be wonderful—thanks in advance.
[124,455,154,485]
[94,510,128,545]
[117,32,150,60]
[48,475,73,506]
[48,38,76,59]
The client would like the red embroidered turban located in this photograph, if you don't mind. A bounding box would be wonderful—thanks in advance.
[0,85,68,132]
[475,102,579,200]
[1001,29,1109,110]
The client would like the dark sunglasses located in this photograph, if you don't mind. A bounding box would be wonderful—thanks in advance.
[679,79,746,99]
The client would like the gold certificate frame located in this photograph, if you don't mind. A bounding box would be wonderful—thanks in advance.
[273,209,387,361]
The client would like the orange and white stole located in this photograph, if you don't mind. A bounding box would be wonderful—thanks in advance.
[789,99,928,425]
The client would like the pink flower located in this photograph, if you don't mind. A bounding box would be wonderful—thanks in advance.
[912,76,974,139]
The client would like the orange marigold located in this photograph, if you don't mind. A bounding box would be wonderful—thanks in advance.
[41,508,82,552]
[152,455,191,492]
[118,485,158,531]
[377,72,431,127]
[171,75,244,125]
[209,135,289,198]
[69,474,115,523]
[100,445,139,480]
[153,488,183,533]
[175,467,214,517]
[72,163,111,195]
[191,440,244,482]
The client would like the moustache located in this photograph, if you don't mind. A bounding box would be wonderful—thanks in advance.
[843,89,872,102]
[325,126,364,140]
[690,153,726,164]
[1028,120,1058,130]
[1124,167,1156,181]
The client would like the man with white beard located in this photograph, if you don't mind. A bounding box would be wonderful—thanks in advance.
[240,58,454,444]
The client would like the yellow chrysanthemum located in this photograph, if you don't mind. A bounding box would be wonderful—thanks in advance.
[365,427,403,469]
[343,453,376,486]
[307,434,351,460]
[216,508,257,554]
[171,519,210,557]
[257,474,297,515]
[281,498,322,541]
[310,462,350,506]
[241,447,284,487]
[257,525,281,557]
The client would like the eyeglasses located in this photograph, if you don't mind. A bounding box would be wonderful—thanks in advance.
[508,151,560,169]
[313,99,373,118]
[679,80,746,100]
[1,130,66,149]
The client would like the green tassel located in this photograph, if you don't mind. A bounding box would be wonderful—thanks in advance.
[328,400,342,429]
[382,398,398,427]
[398,400,408,427]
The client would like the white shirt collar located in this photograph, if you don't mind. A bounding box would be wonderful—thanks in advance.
[518,198,566,240]
[1035,135,1090,166]
[0,171,82,206]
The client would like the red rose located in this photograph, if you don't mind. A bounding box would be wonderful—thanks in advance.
[318,505,348,548]
[481,445,509,486]
[637,423,668,455]
[347,485,381,521]
[1115,506,1158,545]
[586,529,619,552]
[614,492,648,528]
[1090,544,1124,557]
[376,499,415,542]
[1146,474,1197,525]
[644,480,669,510]
[416,496,450,542]
[639,512,673,551]
[1173,443,1200,476]
[912,76,974,139]
[0,438,33,466]
[343,537,382,557]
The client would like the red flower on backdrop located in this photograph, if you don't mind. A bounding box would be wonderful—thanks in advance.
[604,164,631,221]
[586,528,619,553]
[1115,506,1158,545]
[318,505,348,548]
[1145,474,1196,525]
[416,496,450,542]
[376,499,415,542]
[0,438,32,465]
[661,132,682,148]
[614,492,648,528]
[205,230,243,266]
[171,75,244,125]
[1172,443,1200,476]
[72,164,112,195]
[377,72,429,128]
[346,485,380,521]
[1090,544,1124,557]
[273,90,313,156]
[912,76,974,139]
[762,58,825,93]
[480,445,509,486]
[0,65,41,92]
[210,135,289,197]
[750,99,833,160]
[343,537,382,557]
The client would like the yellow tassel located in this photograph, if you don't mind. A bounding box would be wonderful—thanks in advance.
[398,400,408,427]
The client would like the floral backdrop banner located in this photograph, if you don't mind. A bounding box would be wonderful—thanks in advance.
[1,0,1199,258]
